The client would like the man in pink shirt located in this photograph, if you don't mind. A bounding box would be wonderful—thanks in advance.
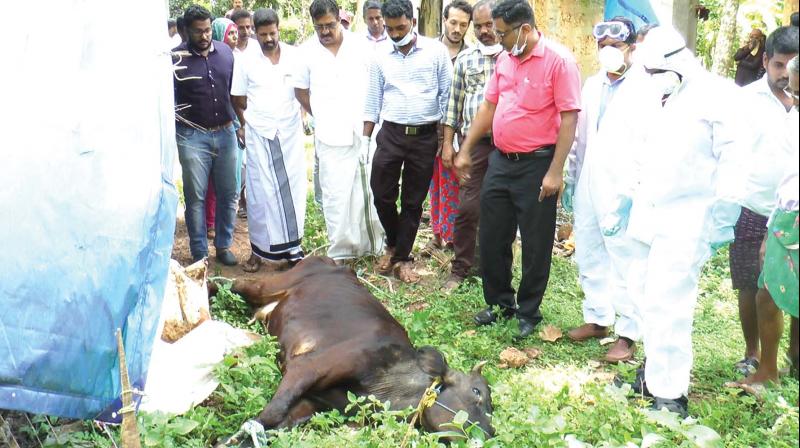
[454,0,581,340]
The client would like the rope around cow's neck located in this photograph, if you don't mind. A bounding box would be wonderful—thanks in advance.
[399,377,489,448]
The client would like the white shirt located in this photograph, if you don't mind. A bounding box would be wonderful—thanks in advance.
[738,75,796,217]
[230,43,302,140]
[233,38,260,58]
[292,31,371,147]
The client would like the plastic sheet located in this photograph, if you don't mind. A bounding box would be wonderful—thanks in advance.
[604,0,660,30]
[0,0,178,422]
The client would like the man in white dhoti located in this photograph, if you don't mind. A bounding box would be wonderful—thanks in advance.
[293,0,384,261]
[231,8,307,272]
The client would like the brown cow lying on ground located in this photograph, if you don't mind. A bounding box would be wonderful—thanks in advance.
[216,256,495,444]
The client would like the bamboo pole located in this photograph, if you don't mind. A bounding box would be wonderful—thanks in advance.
[116,329,141,448]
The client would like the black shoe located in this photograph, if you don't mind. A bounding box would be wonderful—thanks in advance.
[651,396,689,418]
[613,365,653,398]
[514,318,537,341]
[473,307,514,326]
[216,249,238,266]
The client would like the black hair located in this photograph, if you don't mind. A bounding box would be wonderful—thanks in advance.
[491,0,534,28]
[472,0,495,15]
[765,26,799,59]
[231,9,252,23]
[363,0,382,18]
[183,5,212,27]
[381,0,414,20]
[309,0,339,21]
[609,15,637,45]
[444,0,473,20]
[637,23,656,40]
[168,18,177,28]
[176,16,186,32]
[791,11,799,27]
[253,8,279,28]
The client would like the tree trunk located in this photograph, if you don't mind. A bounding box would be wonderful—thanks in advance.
[418,0,443,38]
[710,0,739,77]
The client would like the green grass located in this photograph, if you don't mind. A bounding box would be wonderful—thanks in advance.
[17,195,799,447]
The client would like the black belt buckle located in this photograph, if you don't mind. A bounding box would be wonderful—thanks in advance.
[404,126,419,136]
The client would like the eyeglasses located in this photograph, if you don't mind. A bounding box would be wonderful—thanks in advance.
[188,27,212,37]
[494,24,522,39]
[784,85,800,101]
[593,21,630,41]
[313,22,339,32]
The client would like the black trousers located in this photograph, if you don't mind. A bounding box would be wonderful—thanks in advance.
[451,136,494,278]
[371,121,438,263]
[479,150,557,324]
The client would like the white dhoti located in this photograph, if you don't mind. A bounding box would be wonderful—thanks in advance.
[245,123,307,262]
[316,133,384,259]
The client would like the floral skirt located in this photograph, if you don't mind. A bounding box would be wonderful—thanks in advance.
[429,156,460,243]
[759,209,799,318]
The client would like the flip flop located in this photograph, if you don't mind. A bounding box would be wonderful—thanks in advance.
[734,357,759,377]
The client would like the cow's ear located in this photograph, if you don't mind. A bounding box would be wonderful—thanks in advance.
[416,346,448,377]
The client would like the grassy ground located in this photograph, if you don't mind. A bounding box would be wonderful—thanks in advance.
[8,192,799,447]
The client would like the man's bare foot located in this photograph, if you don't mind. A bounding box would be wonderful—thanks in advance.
[394,261,420,284]
[377,247,396,275]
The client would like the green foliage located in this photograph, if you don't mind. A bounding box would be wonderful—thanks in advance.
[168,0,304,20]
[14,192,798,447]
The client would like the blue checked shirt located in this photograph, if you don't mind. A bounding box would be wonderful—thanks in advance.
[364,34,452,125]
[443,46,498,136]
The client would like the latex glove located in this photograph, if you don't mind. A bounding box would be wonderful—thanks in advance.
[359,136,371,165]
[561,183,575,213]
[709,200,741,250]
[600,195,633,237]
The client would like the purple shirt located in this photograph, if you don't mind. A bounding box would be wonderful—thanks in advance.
[172,41,235,129]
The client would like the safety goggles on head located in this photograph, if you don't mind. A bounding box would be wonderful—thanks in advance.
[593,21,630,42]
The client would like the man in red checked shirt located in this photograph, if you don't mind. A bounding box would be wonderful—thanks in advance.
[454,0,581,340]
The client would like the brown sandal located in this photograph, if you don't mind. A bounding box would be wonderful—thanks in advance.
[377,247,396,275]
[394,261,420,284]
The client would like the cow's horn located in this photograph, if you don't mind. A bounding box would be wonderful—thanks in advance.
[472,360,488,375]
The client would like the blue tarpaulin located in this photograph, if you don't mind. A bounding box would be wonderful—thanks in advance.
[0,0,178,421]
[605,0,660,30]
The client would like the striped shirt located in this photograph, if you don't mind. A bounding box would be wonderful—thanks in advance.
[364,34,452,125]
[443,46,498,136]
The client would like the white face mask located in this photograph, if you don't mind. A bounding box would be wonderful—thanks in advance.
[598,45,627,74]
[510,28,527,57]
[478,42,503,56]
[392,30,414,48]
[652,71,682,96]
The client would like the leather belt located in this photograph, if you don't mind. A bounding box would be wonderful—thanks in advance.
[385,121,437,136]
[498,145,555,161]
[203,121,233,132]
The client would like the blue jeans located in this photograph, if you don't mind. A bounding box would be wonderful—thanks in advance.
[176,122,240,259]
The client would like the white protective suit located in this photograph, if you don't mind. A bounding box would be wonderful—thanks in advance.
[625,28,743,400]
[567,65,661,340]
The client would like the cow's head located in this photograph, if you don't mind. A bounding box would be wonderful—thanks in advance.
[415,347,495,439]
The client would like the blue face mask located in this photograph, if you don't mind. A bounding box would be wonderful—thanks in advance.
[393,30,414,48]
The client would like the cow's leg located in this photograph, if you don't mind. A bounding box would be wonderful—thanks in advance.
[274,398,319,429]
[257,344,366,428]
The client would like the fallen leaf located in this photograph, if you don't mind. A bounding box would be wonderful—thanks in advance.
[557,223,573,241]
[416,268,434,276]
[498,362,509,369]
[499,347,529,368]
[461,330,477,337]
[599,337,616,346]
[523,347,543,359]
[539,325,563,342]
[406,301,429,312]
[587,360,602,369]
